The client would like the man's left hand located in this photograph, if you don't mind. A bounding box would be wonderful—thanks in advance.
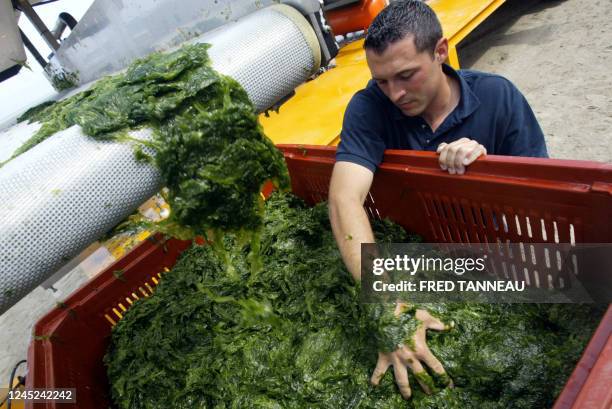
[370,306,453,399]
[436,138,486,175]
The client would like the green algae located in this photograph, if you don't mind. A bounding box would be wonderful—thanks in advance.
[16,100,57,124]
[50,70,79,91]
[414,370,436,394]
[365,302,421,353]
[105,193,605,408]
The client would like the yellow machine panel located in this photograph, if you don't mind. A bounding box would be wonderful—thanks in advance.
[432,0,505,67]
[260,39,370,148]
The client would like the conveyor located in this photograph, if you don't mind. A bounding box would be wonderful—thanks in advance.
[0,0,335,313]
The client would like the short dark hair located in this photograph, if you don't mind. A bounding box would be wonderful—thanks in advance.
[364,0,443,55]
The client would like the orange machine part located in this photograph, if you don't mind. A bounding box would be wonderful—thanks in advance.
[326,0,387,36]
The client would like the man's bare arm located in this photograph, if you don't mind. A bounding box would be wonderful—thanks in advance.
[329,161,453,399]
[328,161,375,281]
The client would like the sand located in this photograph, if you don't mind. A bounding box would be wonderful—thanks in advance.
[459,0,612,163]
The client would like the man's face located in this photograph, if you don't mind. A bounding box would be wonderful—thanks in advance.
[366,36,444,117]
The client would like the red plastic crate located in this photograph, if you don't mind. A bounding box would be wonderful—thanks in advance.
[26,146,612,409]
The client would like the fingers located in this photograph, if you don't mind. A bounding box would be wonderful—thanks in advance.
[436,142,447,154]
[413,371,435,395]
[416,310,449,331]
[415,343,444,376]
[464,145,487,166]
[445,141,461,174]
[444,138,469,174]
[427,316,447,331]
[371,351,415,399]
[436,138,486,175]
[392,357,412,399]
[398,347,433,395]
[398,346,436,395]
[399,348,425,375]
[417,345,454,389]
[437,143,449,171]
[370,352,390,386]
[373,346,451,399]
[411,310,455,389]
[394,302,410,317]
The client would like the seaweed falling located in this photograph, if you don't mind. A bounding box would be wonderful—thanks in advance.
[6,43,289,235]
[105,193,605,408]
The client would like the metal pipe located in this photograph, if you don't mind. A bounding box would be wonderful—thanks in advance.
[16,0,60,51]
[51,20,67,40]
[19,27,47,68]
[51,12,78,40]
[0,4,321,314]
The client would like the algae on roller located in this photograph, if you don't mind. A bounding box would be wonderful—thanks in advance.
[6,43,289,237]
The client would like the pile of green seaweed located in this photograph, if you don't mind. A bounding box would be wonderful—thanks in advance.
[105,193,605,409]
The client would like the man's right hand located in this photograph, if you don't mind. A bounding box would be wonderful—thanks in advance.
[329,163,453,398]
[370,306,454,399]
[436,137,486,175]
[328,161,376,281]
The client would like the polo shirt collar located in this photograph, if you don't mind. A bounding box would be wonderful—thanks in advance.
[388,63,481,121]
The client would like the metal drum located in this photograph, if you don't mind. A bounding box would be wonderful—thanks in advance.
[0,4,321,313]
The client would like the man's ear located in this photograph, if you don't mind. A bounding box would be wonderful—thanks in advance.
[433,38,449,63]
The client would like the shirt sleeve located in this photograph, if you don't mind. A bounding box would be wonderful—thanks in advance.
[336,91,386,173]
[498,82,549,158]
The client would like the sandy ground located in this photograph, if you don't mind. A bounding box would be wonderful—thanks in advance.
[1,0,611,388]
[459,0,612,163]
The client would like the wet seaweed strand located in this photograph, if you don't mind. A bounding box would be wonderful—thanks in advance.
[106,193,605,408]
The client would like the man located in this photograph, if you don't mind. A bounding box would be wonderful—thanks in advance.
[328,0,548,400]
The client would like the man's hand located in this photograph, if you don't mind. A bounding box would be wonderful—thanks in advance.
[370,306,453,399]
[436,138,486,175]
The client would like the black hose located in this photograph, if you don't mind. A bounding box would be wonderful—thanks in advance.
[58,12,78,30]
[6,360,26,409]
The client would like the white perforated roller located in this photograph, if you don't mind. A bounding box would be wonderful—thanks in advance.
[205,4,321,112]
[0,4,321,313]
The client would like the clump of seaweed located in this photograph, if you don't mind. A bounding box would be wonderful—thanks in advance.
[7,43,289,236]
[105,193,605,408]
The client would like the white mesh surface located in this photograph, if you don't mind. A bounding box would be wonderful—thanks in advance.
[203,5,318,111]
[0,6,318,313]
[0,126,160,311]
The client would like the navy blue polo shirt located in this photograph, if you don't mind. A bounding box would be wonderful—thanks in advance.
[337,64,548,172]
